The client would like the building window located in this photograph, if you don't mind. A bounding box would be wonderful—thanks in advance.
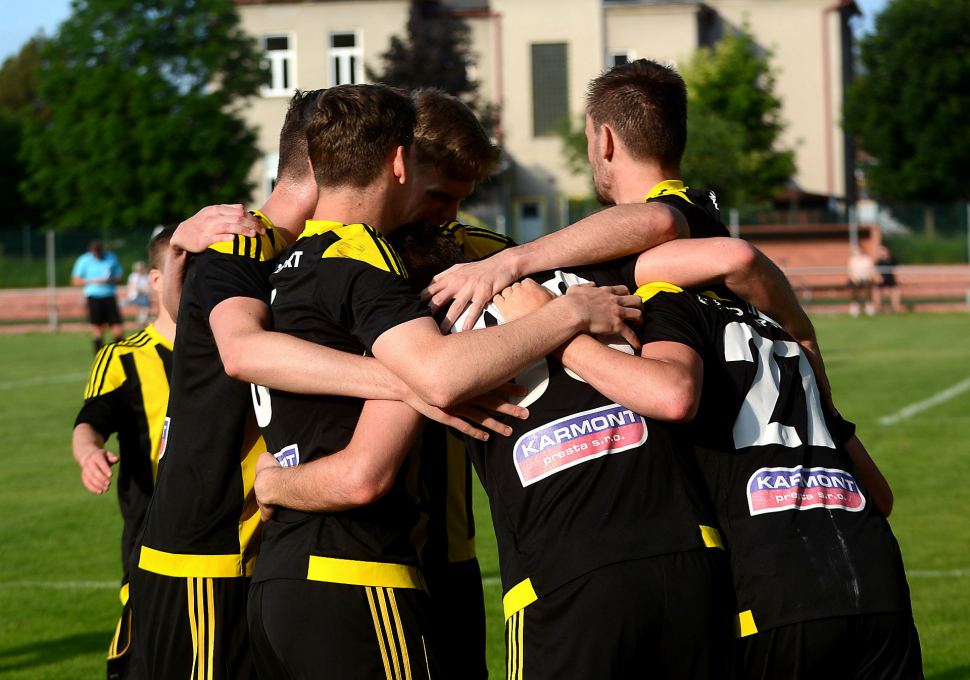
[263,153,279,203]
[531,43,568,137]
[607,50,635,68]
[513,198,547,243]
[263,35,295,97]
[330,32,362,86]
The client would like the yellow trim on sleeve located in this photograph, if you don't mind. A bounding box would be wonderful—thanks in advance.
[700,525,725,550]
[138,546,247,578]
[503,578,538,621]
[119,581,129,606]
[734,610,759,638]
[700,289,733,302]
[306,556,425,590]
[634,281,684,302]
[207,211,285,261]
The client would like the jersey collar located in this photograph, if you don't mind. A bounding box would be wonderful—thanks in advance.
[299,220,349,240]
[643,179,691,203]
[144,324,173,351]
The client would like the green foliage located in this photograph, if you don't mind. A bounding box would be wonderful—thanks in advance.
[0,36,47,227]
[844,0,970,202]
[19,0,267,230]
[681,28,795,206]
[553,114,592,189]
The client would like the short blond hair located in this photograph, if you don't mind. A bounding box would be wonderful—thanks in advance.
[412,89,501,183]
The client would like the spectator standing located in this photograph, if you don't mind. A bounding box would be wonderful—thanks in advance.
[874,244,902,314]
[127,261,153,327]
[847,245,876,317]
[72,240,124,352]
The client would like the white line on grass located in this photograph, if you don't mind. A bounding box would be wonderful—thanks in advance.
[0,372,89,391]
[0,581,117,589]
[878,376,970,426]
[482,577,500,586]
[908,569,970,578]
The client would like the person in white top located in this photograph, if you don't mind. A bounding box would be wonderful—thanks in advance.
[847,246,876,317]
[127,261,153,326]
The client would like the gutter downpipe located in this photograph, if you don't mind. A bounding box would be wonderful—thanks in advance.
[821,0,855,205]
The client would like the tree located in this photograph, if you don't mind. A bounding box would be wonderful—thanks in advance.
[0,35,46,227]
[844,0,970,202]
[681,27,795,206]
[20,0,267,230]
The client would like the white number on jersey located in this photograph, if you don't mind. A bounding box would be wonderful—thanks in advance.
[724,322,834,450]
[251,384,272,428]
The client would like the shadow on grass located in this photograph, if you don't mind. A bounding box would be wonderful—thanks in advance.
[927,666,970,680]
[0,632,108,672]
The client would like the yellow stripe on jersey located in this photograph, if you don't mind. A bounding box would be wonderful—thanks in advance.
[206,210,286,261]
[700,289,733,302]
[301,220,407,277]
[84,329,154,399]
[139,546,248,578]
[120,582,129,606]
[306,556,425,590]
[366,587,395,680]
[734,610,759,638]
[644,179,695,205]
[506,610,525,680]
[440,221,513,261]
[634,281,684,302]
[503,577,538,621]
[700,525,725,550]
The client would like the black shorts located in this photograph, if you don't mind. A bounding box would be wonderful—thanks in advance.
[108,594,144,680]
[249,579,442,680]
[422,557,487,680]
[505,548,732,680]
[736,612,924,679]
[129,567,255,680]
[88,296,122,326]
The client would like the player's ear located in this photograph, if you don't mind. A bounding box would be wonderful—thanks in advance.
[391,145,408,185]
[600,124,616,162]
[149,268,164,294]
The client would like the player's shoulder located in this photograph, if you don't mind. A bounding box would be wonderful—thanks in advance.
[83,329,161,399]
[206,210,286,262]
[300,220,408,277]
[441,221,514,259]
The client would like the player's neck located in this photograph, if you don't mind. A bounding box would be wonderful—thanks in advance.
[153,304,176,343]
[612,161,682,204]
[259,178,318,244]
[309,184,404,235]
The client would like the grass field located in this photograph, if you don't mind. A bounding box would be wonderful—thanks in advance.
[1,313,969,679]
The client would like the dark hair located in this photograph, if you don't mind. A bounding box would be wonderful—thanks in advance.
[306,84,416,189]
[148,226,177,272]
[412,88,501,182]
[387,220,467,292]
[277,89,325,182]
[89,240,104,259]
[586,59,688,168]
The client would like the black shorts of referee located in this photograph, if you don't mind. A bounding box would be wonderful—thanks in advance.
[88,295,122,326]
[504,548,733,680]
[736,612,923,680]
[249,579,443,680]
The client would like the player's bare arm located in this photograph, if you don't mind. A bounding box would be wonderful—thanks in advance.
[494,279,701,422]
[633,237,834,412]
[372,284,643,408]
[209,296,526,439]
[844,435,894,517]
[162,204,265,319]
[426,201,687,331]
[72,423,120,495]
[253,399,424,520]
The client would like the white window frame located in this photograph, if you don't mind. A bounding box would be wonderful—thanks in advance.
[607,49,635,69]
[262,34,296,98]
[263,153,279,203]
[329,31,363,86]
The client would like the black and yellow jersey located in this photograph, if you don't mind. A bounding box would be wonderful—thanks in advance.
[138,211,286,579]
[636,287,912,637]
[644,179,730,239]
[454,264,722,624]
[75,325,173,588]
[440,221,515,261]
[411,223,516,569]
[251,220,432,589]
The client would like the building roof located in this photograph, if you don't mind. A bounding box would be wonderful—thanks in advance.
[233,0,488,7]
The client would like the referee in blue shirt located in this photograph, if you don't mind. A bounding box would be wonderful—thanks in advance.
[72,240,124,353]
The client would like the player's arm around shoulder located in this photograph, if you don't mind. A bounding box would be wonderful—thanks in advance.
[254,400,425,520]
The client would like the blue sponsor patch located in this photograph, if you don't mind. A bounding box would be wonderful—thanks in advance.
[513,403,647,486]
[747,466,865,515]
[274,444,300,468]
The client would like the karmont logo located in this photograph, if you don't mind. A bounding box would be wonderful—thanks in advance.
[747,466,865,516]
[274,444,300,468]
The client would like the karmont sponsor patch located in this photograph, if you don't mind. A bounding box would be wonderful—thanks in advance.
[274,444,300,468]
[747,466,865,515]
[513,403,647,487]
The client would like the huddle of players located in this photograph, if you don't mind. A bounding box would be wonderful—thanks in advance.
[75,58,924,680]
